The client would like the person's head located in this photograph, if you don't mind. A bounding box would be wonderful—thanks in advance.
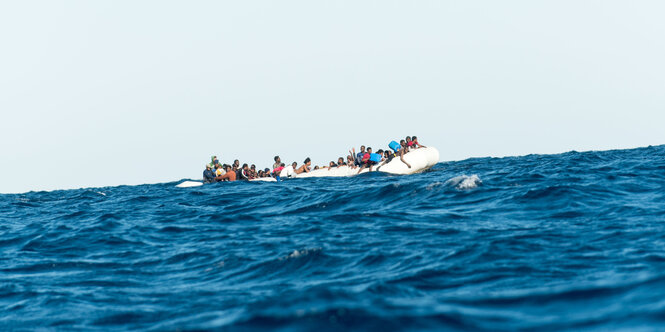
[314,165,320,170]
[225,165,232,171]
[406,136,412,142]
[211,155,217,161]
[338,157,344,165]
[400,139,406,146]
[367,147,372,153]
[329,161,335,167]
[251,164,256,170]
[412,136,418,141]
[234,159,239,166]
[377,149,384,155]
[206,164,212,170]
[274,156,280,162]
[384,151,390,157]
[360,145,366,152]
[242,163,248,170]
[304,157,311,165]
[258,170,264,177]
[292,162,297,168]
[280,163,285,167]
[347,155,353,163]
[264,168,270,173]
[215,163,222,169]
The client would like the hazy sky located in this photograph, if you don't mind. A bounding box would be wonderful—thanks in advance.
[1,1,664,193]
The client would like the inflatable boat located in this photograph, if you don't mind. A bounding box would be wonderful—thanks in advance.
[175,147,439,187]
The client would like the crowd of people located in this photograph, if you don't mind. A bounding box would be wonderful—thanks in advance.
[202,136,426,183]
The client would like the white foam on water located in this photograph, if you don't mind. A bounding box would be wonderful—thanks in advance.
[282,248,322,260]
[445,174,482,190]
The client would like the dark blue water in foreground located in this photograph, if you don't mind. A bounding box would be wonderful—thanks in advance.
[3,146,665,331]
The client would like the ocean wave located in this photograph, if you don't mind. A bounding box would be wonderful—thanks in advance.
[2,145,665,330]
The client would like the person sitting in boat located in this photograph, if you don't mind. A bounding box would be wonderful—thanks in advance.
[295,158,312,174]
[273,163,285,176]
[372,149,386,171]
[389,140,402,154]
[405,136,415,151]
[325,161,336,170]
[238,164,251,180]
[354,146,366,167]
[214,163,226,177]
[313,165,320,170]
[273,163,286,181]
[249,164,258,179]
[216,165,236,181]
[273,156,281,170]
[231,162,239,177]
[203,164,216,183]
[357,147,382,173]
[411,135,426,149]
[346,155,356,169]
[384,149,395,163]
[291,161,297,170]
[337,157,346,167]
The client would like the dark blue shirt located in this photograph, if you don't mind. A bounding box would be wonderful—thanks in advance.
[203,169,216,183]
[355,152,364,166]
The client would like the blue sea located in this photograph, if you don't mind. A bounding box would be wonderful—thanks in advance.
[2,145,665,331]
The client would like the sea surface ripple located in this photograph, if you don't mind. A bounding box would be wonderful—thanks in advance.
[2,145,665,331]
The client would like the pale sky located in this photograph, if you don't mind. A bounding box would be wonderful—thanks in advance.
[1,1,664,194]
